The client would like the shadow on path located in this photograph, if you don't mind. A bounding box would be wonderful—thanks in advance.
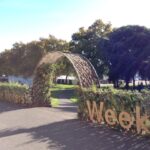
[0,101,25,113]
[54,103,77,113]
[52,89,78,113]
[0,91,150,150]
[0,119,150,150]
[51,89,76,99]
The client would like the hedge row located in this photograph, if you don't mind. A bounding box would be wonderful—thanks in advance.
[31,64,52,106]
[0,82,32,105]
[78,87,150,121]
[79,88,150,118]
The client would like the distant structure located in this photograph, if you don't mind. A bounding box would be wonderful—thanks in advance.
[56,75,78,85]
[8,76,33,86]
[0,75,8,82]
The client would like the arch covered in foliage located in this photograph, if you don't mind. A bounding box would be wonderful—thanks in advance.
[31,51,100,106]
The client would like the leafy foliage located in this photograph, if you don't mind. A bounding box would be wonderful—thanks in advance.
[98,25,150,87]
[70,19,112,77]
[0,35,69,77]
[78,88,150,120]
[31,57,77,106]
[0,82,31,105]
[31,64,52,106]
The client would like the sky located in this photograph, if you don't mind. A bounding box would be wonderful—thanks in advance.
[0,0,150,52]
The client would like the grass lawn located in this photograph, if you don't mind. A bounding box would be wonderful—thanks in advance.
[70,97,79,104]
[50,84,78,91]
[50,84,79,107]
[51,98,60,107]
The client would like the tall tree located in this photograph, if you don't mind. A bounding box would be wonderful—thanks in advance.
[99,25,150,88]
[0,35,69,77]
[70,19,112,78]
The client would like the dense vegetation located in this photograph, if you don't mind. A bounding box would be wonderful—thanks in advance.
[0,19,150,135]
[77,87,150,134]
[1,19,150,89]
[78,87,150,117]
[70,20,112,78]
[0,82,31,105]
[99,26,150,88]
[0,35,69,77]
[0,81,78,106]
[0,19,150,89]
[31,59,76,106]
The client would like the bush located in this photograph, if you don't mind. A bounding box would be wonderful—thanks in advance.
[31,64,52,106]
[78,87,150,121]
[0,82,32,105]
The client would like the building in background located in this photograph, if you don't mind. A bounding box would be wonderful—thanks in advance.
[56,75,78,85]
[8,76,33,86]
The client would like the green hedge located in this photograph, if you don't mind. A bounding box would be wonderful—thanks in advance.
[78,88,150,120]
[0,82,32,105]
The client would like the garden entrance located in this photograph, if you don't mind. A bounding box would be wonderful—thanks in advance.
[31,51,100,106]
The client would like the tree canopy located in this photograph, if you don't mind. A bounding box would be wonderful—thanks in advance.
[70,19,112,77]
[98,25,150,88]
[0,35,69,77]
[1,19,150,89]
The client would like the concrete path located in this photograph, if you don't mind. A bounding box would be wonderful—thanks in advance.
[0,101,150,150]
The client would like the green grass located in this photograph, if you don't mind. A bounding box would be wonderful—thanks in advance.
[70,97,79,104]
[0,82,28,89]
[50,84,79,106]
[50,84,78,91]
[51,97,60,107]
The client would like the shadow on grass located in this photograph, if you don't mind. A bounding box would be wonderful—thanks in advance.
[0,119,150,150]
[51,89,76,99]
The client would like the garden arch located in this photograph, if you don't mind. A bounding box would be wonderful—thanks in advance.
[31,51,100,106]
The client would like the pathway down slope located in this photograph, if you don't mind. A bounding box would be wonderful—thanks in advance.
[0,100,150,150]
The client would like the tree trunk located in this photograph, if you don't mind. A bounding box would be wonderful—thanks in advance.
[145,79,148,87]
[116,80,119,88]
[113,81,116,88]
[125,80,129,90]
[113,80,117,88]
[133,77,135,90]
[65,74,69,84]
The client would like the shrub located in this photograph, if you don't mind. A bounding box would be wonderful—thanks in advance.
[0,82,32,105]
[78,87,150,121]
[31,64,52,106]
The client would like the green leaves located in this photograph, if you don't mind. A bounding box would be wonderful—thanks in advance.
[99,25,150,87]
[78,88,150,119]
[70,19,112,78]
[0,36,69,77]
[0,82,31,105]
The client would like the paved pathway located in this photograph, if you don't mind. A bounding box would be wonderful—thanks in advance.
[0,99,150,150]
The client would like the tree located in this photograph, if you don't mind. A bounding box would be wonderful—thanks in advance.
[99,25,150,88]
[70,19,112,78]
[0,35,69,77]
[0,50,14,75]
[40,35,69,53]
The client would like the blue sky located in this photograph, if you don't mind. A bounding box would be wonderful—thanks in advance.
[0,0,150,51]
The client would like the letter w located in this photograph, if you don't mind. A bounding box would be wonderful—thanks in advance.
[86,100,104,123]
